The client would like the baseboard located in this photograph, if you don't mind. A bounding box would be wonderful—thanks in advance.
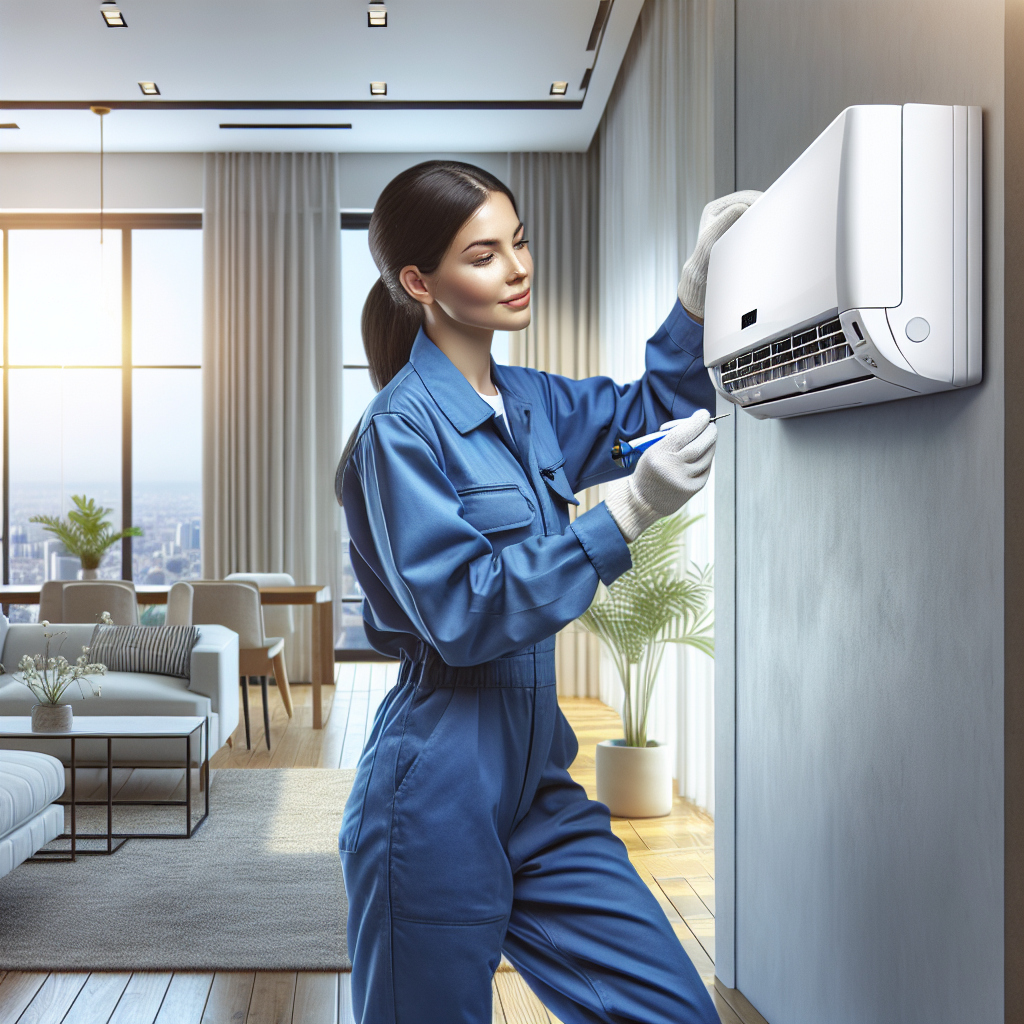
[714,978,771,1024]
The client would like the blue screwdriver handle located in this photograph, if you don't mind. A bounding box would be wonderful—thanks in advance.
[611,413,729,469]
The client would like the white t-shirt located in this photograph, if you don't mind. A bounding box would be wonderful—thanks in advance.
[476,388,509,433]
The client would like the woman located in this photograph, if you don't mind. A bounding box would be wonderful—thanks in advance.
[337,160,757,1024]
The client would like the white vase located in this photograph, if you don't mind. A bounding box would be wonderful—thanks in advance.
[31,703,73,732]
[78,567,99,580]
[595,739,673,818]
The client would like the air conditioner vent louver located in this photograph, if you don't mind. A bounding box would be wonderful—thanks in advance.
[719,317,853,394]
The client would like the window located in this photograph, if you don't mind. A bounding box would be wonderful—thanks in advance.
[0,214,202,622]
[337,215,509,651]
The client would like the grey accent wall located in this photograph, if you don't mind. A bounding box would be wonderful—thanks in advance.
[725,2,1005,1021]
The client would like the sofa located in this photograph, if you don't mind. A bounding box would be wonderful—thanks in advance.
[0,621,239,766]
[0,750,64,876]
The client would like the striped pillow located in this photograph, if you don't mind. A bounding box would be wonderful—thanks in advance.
[88,625,201,681]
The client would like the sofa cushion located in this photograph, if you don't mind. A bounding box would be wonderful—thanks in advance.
[0,672,212,718]
[0,750,64,841]
[0,624,96,676]
[88,624,200,680]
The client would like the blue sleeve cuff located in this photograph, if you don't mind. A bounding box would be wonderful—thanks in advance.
[570,503,632,586]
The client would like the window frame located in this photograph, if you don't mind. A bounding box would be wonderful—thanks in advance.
[0,211,202,585]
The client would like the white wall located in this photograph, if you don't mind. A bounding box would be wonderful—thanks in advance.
[0,151,512,211]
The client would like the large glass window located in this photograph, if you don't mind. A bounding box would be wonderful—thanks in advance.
[0,215,202,621]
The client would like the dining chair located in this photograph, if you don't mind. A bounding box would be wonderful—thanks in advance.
[44,580,140,626]
[189,580,293,751]
[224,572,296,679]
[165,581,194,628]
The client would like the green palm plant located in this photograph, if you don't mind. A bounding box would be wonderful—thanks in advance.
[578,510,713,747]
[30,494,142,571]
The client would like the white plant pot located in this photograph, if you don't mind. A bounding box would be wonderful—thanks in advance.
[31,703,73,732]
[596,739,673,818]
[78,568,99,580]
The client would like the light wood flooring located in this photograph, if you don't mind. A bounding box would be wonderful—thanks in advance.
[0,666,739,1024]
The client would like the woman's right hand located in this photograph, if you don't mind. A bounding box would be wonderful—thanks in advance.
[605,410,717,543]
[677,191,762,320]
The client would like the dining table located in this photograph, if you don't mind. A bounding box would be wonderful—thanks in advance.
[0,583,335,729]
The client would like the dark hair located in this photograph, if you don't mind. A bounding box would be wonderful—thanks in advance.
[336,160,519,503]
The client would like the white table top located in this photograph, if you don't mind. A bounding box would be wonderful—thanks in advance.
[0,715,206,738]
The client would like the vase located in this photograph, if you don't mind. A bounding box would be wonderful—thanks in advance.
[596,739,673,818]
[78,568,99,580]
[31,703,73,732]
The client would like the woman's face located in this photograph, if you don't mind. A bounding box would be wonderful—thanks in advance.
[401,191,533,333]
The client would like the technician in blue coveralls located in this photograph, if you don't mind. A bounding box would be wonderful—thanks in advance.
[335,161,758,1024]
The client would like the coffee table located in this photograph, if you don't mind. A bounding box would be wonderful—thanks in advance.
[0,715,210,861]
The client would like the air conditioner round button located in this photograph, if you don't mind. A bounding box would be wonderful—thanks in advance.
[906,317,930,342]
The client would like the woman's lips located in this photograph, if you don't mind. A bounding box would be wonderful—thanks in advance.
[501,288,531,309]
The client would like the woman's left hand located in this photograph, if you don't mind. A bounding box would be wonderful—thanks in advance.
[678,190,762,321]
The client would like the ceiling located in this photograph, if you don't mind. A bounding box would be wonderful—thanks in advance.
[0,0,643,153]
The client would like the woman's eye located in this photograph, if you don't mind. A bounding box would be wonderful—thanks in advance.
[473,254,495,266]
[515,239,529,249]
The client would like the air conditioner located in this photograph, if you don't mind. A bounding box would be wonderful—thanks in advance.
[703,103,982,419]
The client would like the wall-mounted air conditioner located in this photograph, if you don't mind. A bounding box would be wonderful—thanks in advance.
[703,103,982,419]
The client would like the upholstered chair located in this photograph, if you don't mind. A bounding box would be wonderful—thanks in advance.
[165,581,195,628]
[189,580,293,751]
[224,572,296,678]
[43,580,140,626]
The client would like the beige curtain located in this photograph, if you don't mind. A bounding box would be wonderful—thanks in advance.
[202,153,343,682]
[507,151,604,699]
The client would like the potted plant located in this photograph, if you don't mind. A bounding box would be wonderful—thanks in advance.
[3,621,107,732]
[578,510,713,818]
[30,494,142,579]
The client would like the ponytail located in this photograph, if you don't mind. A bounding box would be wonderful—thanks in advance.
[362,277,423,392]
[336,159,519,506]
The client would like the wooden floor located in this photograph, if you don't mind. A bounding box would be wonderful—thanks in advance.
[0,667,739,1024]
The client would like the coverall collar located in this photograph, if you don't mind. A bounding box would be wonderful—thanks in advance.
[409,327,523,435]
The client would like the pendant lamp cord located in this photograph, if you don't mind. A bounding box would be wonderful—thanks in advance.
[90,106,110,243]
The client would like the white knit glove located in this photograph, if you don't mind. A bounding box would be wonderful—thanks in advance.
[605,410,717,544]
[678,190,763,319]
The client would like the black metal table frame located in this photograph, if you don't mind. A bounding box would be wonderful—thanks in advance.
[14,717,211,862]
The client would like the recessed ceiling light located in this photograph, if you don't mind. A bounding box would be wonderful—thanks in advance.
[550,81,569,96]
[101,7,126,27]
[369,82,387,96]
[368,4,387,27]
[138,82,160,96]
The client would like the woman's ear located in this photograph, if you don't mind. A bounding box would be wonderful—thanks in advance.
[399,265,433,306]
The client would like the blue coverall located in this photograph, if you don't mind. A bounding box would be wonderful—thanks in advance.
[337,299,720,1024]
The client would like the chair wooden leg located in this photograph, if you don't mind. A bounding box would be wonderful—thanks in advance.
[272,651,294,718]
[240,676,251,750]
[261,675,272,751]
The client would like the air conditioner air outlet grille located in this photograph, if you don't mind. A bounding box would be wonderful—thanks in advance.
[720,317,854,393]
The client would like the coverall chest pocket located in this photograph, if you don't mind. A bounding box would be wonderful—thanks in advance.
[458,484,536,537]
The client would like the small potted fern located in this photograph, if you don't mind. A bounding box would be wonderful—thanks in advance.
[30,494,142,579]
[578,510,713,817]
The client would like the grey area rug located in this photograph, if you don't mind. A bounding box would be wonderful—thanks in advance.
[0,768,355,971]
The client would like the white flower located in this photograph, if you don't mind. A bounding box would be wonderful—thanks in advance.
[39,620,49,627]
[99,611,114,625]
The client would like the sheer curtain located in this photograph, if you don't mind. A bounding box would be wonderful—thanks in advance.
[507,151,603,697]
[202,153,343,682]
[596,0,718,812]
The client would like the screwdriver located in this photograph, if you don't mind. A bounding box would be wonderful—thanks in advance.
[611,412,730,469]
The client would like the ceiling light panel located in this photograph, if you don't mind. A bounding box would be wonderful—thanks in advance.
[138,81,160,96]
[367,5,387,27]
[550,81,568,95]
[100,7,126,27]
[369,81,387,96]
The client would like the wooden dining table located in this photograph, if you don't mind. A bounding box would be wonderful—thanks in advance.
[0,583,335,729]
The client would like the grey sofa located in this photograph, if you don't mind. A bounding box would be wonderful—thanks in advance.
[0,620,239,766]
